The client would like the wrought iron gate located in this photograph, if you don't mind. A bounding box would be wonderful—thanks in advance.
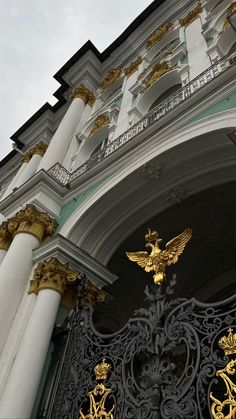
[42,276,236,419]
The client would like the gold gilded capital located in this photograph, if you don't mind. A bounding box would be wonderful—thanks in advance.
[0,222,12,251]
[8,204,58,242]
[28,258,79,295]
[180,3,202,27]
[20,150,32,164]
[124,56,142,78]
[89,114,109,136]
[81,280,106,306]
[100,68,122,90]
[31,141,48,157]
[69,84,95,105]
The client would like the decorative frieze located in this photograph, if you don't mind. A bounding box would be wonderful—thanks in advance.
[7,204,58,242]
[0,222,12,251]
[124,56,142,78]
[143,62,175,90]
[179,3,202,28]
[69,84,95,106]
[89,114,110,136]
[100,68,122,90]
[29,258,79,295]
[146,21,173,49]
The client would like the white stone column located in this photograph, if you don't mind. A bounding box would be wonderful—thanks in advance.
[0,258,78,419]
[1,154,31,200]
[0,222,12,266]
[37,84,95,172]
[0,205,57,355]
[15,141,48,187]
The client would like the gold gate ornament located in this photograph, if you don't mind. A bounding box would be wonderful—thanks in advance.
[210,328,236,418]
[79,359,115,418]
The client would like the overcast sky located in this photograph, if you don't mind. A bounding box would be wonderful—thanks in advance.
[0,0,152,161]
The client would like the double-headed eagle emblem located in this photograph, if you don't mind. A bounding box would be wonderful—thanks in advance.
[126,228,192,284]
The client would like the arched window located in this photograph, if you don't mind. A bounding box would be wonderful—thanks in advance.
[149,83,182,111]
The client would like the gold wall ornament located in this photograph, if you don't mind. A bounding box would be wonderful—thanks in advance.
[124,56,142,78]
[210,328,236,418]
[126,228,192,285]
[0,221,12,251]
[179,3,202,28]
[146,21,173,49]
[69,84,95,105]
[89,114,110,136]
[80,280,106,306]
[100,68,122,90]
[220,2,236,34]
[79,359,115,419]
[142,62,175,90]
[7,204,58,242]
[28,257,79,295]
[30,141,48,157]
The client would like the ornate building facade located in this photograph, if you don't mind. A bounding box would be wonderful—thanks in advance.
[0,0,236,417]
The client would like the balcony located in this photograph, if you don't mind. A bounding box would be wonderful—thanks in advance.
[48,52,236,186]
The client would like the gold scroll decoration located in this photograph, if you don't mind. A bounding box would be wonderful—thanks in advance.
[220,2,236,34]
[80,280,106,306]
[146,21,173,49]
[89,114,110,136]
[126,227,192,285]
[79,359,115,419]
[180,3,202,28]
[7,204,58,243]
[210,328,236,418]
[70,84,96,106]
[124,56,142,78]
[28,257,78,296]
[142,62,175,90]
[100,68,122,90]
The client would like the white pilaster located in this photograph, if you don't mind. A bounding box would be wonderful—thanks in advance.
[16,154,42,187]
[0,289,61,419]
[184,18,211,80]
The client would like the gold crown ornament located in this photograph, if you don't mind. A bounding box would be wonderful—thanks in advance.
[94,358,112,381]
[219,328,236,356]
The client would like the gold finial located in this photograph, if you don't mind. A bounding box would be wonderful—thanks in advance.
[89,114,109,136]
[179,3,202,28]
[126,228,192,285]
[219,328,236,356]
[146,22,172,49]
[94,358,112,381]
[100,68,122,90]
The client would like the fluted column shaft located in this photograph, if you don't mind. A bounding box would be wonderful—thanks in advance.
[37,84,95,172]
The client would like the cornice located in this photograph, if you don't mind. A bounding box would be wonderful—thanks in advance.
[32,234,118,287]
[0,170,65,219]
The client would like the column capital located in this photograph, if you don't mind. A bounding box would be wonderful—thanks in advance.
[30,141,48,157]
[20,150,32,164]
[80,280,106,305]
[69,84,95,105]
[7,204,58,242]
[29,258,79,295]
[0,222,12,251]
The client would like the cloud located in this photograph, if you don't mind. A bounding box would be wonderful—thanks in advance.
[0,0,151,160]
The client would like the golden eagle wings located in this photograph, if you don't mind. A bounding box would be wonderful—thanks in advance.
[126,228,192,284]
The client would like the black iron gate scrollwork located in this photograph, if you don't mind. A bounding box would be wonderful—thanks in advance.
[43,276,236,419]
